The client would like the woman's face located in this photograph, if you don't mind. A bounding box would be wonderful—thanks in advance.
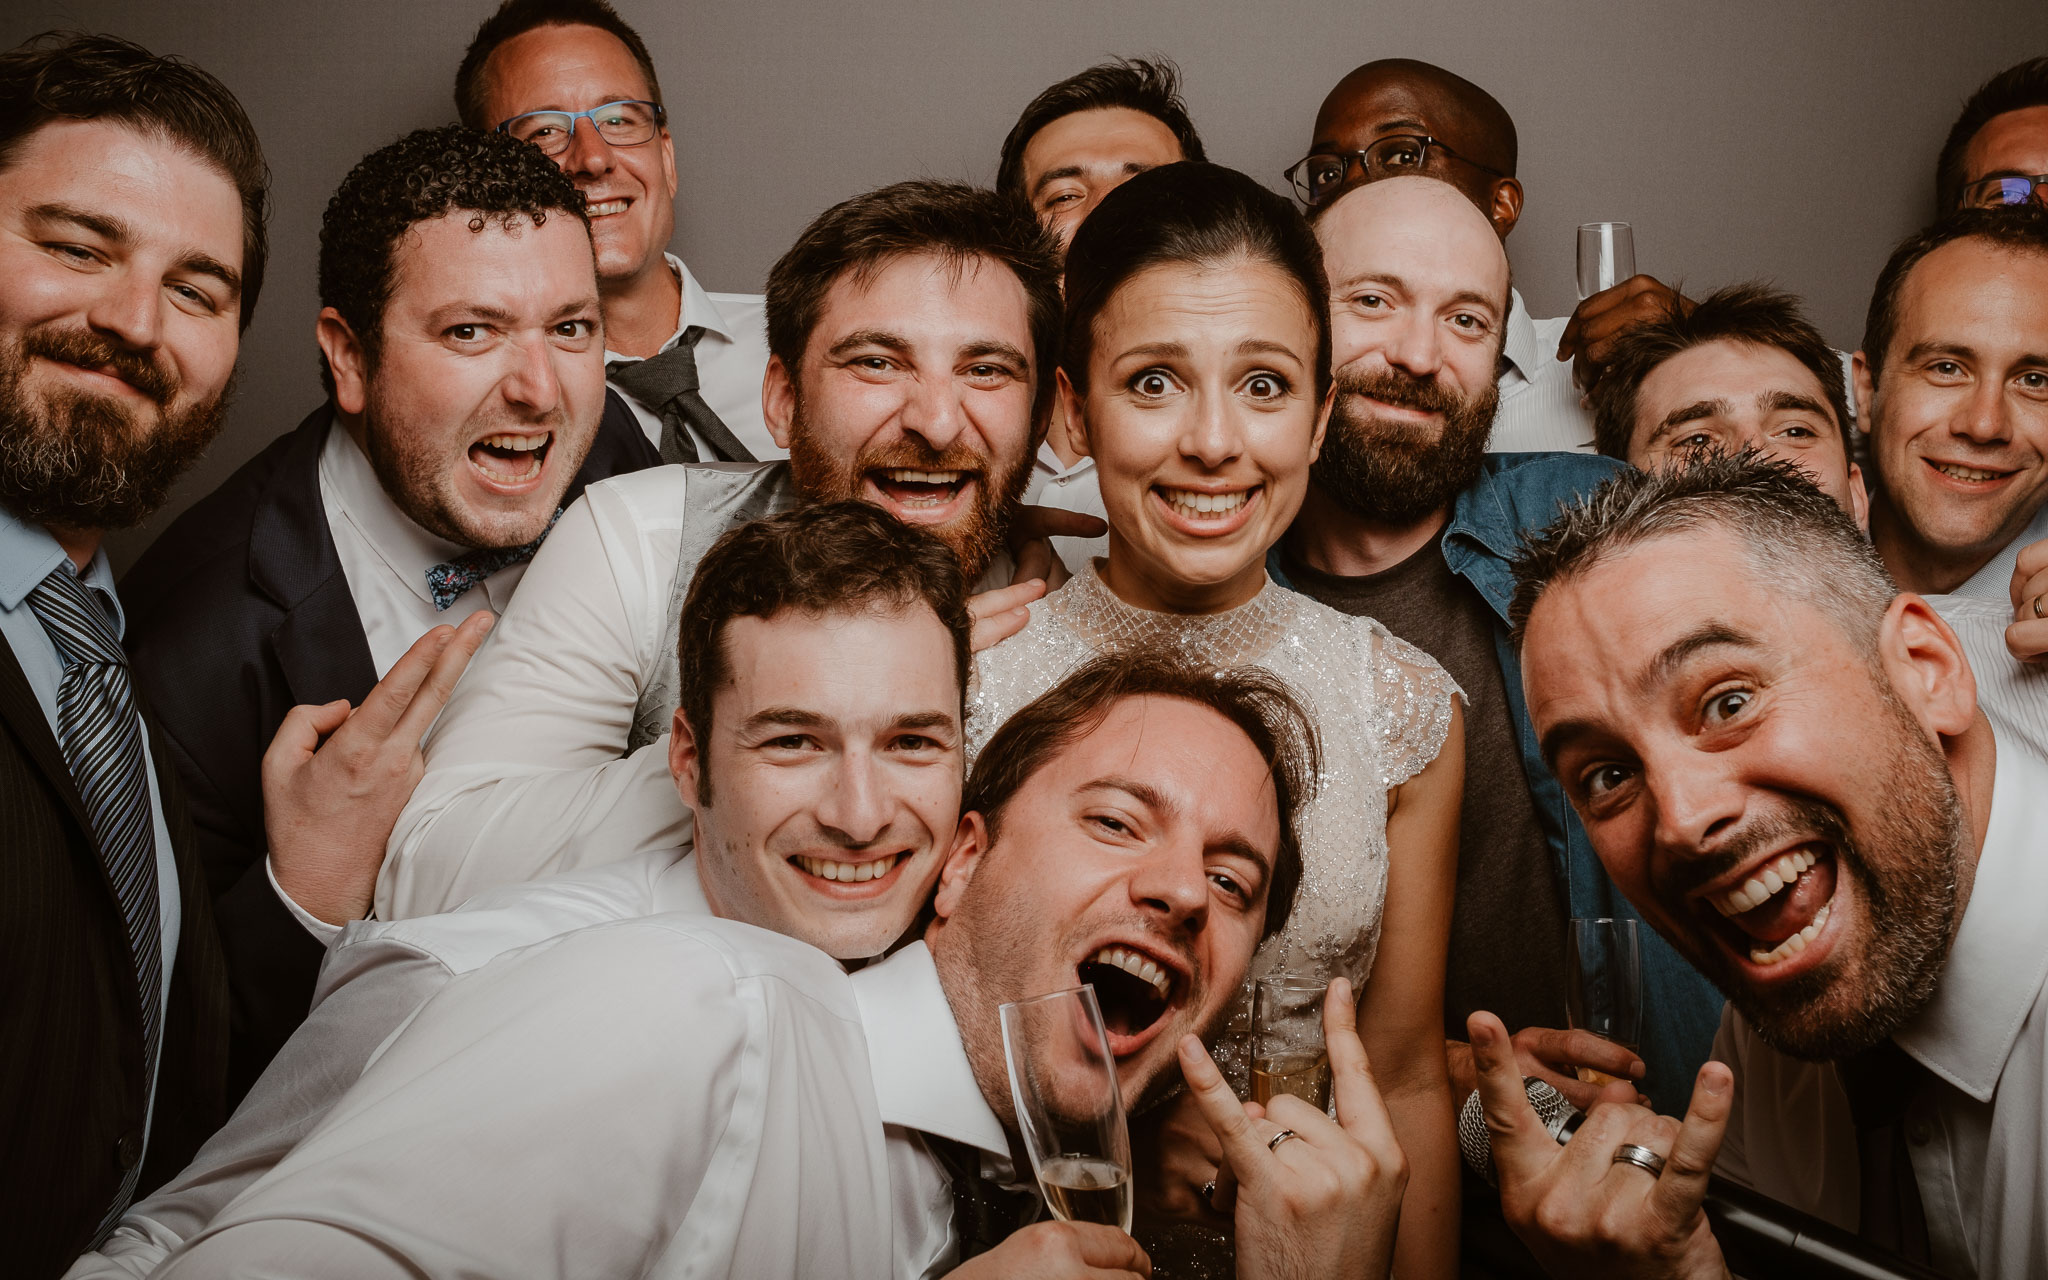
[1073,258,1329,613]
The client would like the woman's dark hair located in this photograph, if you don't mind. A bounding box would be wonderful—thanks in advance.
[961,646,1320,941]
[0,32,269,330]
[1059,161,1331,404]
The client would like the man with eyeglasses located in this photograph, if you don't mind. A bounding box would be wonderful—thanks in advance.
[454,0,778,463]
[1287,59,1696,453]
[1936,56,2048,213]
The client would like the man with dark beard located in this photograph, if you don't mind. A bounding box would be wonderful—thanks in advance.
[383,179,1065,919]
[1273,178,1724,1175]
[1480,452,2048,1278]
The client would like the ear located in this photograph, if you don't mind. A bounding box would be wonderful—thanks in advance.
[1846,462,1871,532]
[659,127,678,199]
[930,810,990,924]
[1851,350,1875,431]
[1057,367,1091,459]
[1877,593,1978,742]
[316,308,370,417]
[1307,383,1334,465]
[668,708,704,811]
[762,353,796,450]
[1489,177,1524,238]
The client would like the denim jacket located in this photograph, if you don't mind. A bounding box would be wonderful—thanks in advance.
[1271,453,1724,1115]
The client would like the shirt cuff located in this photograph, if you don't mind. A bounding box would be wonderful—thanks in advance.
[265,857,347,945]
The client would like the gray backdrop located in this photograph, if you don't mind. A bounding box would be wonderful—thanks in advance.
[8,0,2047,568]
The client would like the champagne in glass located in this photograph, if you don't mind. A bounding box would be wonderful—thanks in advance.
[1252,975,1331,1111]
[1000,985,1134,1232]
[1565,917,1644,1085]
[1576,222,1636,299]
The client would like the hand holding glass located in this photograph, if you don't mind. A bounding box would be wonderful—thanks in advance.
[1000,985,1134,1231]
[1577,222,1636,299]
[1252,975,1331,1111]
[1564,917,1644,1087]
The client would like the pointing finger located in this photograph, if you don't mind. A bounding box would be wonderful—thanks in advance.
[1646,1062,1732,1233]
[1176,1034,1273,1178]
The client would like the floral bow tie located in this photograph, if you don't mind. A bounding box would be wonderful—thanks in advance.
[424,509,561,611]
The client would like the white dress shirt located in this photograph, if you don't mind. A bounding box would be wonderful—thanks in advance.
[1714,731,2048,1279]
[149,918,1003,1279]
[1489,289,1596,453]
[606,253,781,462]
[68,851,706,1279]
[381,465,1012,919]
[1948,502,2048,602]
[1931,594,2048,766]
[318,419,522,676]
[1024,441,1109,570]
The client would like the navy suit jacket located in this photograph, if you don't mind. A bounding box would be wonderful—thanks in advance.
[119,392,658,1100]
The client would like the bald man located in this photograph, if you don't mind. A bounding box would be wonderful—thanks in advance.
[1287,59,1693,452]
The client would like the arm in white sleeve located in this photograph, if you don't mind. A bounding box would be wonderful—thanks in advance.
[378,475,691,919]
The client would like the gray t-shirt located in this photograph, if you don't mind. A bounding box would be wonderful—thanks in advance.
[1280,540,1568,1039]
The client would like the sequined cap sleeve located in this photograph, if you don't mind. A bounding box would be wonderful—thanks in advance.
[1348,616,1463,789]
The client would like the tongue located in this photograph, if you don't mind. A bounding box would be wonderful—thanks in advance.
[1728,858,1836,945]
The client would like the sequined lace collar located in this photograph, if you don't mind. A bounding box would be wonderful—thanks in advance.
[1041,560,1300,667]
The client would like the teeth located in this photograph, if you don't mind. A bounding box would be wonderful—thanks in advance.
[586,200,628,216]
[882,469,965,485]
[1160,487,1252,518]
[479,433,548,452]
[1749,902,1831,967]
[1089,946,1171,999]
[1932,462,2004,482]
[795,853,901,883]
[1711,849,1815,917]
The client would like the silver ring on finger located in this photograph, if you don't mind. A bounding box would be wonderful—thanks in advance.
[1611,1143,1667,1177]
[2034,592,2046,619]
[1201,1178,1217,1206]
[1266,1128,1302,1153]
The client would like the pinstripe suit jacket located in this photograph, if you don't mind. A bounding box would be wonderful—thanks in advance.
[0,632,228,1279]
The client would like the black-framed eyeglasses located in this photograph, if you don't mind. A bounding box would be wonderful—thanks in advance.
[495,99,666,157]
[1961,172,2048,209]
[1284,134,1507,206]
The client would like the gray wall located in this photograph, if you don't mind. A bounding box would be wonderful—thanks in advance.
[9,0,2047,568]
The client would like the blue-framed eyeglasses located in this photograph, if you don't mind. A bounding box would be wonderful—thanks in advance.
[495,99,666,157]
[1961,172,2048,209]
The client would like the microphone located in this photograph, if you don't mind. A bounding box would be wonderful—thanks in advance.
[1457,1081,1949,1280]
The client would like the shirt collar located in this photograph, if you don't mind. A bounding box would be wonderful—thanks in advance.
[604,253,737,365]
[850,940,1011,1159]
[0,505,120,628]
[319,417,467,607]
[1034,441,1095,479]
[1499,287,1542,387]
[1895,731,2048,1101]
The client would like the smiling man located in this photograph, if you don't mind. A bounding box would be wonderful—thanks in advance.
[455,0,776,461]
[1480,452,2048,1278]
[382,178,1068,919]
[118,125,656,1092]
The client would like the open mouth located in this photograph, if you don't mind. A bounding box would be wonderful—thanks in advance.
[1151,484,1262,536]
[584,198,631,218]
[788,851,907,895]
[1924,458,2017,486]
[865,468,978,518]
[468,431,552,488]
[1077,943,1185,1055]
[1696,842,1840,973]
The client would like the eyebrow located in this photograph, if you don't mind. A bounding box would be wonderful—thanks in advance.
[740,707,832,733]
[959,339,1030,369]
[1899,338,2048,371]
[29,201,243,300]
[1535,623,1761,766]
[1762,390,1832,420]
[890,710,960,734]
[1116,340,1189,362]
[1078,776,1274,873]
[1030,165,1084,198]
[826,329,911,359]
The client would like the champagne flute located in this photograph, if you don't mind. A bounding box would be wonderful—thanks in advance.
[1564,917,1644,1086]
[1576,222,1636,299]
[1000,985,1134,1231]
[1252,975,1331,1110]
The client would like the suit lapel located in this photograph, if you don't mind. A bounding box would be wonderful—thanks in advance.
[0,633,92,835]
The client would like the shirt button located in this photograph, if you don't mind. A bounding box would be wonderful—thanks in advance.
[116,1129,143,1168]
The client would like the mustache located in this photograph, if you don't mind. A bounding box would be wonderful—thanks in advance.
[1333,365,1466,418]
[1657,792,1853,903]
[22,324,177,407]
[856,439,990,475]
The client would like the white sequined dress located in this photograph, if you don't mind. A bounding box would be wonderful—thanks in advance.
[966,561,1461,1087]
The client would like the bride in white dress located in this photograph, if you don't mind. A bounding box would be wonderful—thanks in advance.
[967,163,1464,1278]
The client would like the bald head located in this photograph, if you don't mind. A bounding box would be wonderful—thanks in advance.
[1317,176,1509,318]
[1306,58,1523,238]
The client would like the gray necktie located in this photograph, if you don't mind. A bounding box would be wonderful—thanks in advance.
[25,564,162,1236]
[607,326,754,464]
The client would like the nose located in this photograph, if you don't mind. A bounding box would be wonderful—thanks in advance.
[1951,374,2014,447]
[814,751,891,847]
[899,370,969,453]
[1645,747,1748,863]
[84,264,163,354]
[1177,385,1246,471]
[557,115,615,180]
[1379,309,1444,381]
[500,332,565,417]
[1128,840,1212,936]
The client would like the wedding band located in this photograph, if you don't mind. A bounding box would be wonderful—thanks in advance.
[2034,592,2046,619]
[1611,1143,1667,1177]
[1201,1178,1218,1205]
[1266,1128,1302,1153]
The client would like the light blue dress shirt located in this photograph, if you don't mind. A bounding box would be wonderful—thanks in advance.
[0,505,182,1150]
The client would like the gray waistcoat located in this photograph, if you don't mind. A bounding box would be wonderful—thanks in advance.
[626,461,799,750]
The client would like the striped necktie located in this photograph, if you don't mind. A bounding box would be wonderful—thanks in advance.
[25,564,162,1231]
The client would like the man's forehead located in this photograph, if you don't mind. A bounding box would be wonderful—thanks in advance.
[812,252,1031,346]
[1315,73,1451,146]
[1891,238,2048,348]
[482,22,653,116]
[717,606,958,705]
[1642,341,1831,413]
[1320,181,1507,297]
[1964,103,2048,177]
